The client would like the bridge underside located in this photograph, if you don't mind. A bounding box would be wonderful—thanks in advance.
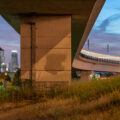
[0,0,106,85]
[73,56,120,73]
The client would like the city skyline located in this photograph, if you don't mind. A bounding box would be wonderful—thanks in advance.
[0,16,20,64]
[0,45,20,64]
[0,48,19,72]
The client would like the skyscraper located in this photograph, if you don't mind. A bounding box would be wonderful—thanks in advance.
[1,62,6,72]
[0,48,5,73]
[9,50,19,72]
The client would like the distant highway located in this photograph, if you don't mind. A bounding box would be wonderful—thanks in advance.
[80,49,120,64]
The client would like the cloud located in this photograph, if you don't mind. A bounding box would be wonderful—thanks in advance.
[83,0,120,56]
[98,13,120,32]
[84,28,120,56]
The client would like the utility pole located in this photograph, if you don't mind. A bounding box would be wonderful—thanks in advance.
[107,44,109,54]
[87,39,90,50]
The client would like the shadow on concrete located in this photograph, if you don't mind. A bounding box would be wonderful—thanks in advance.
[45,54,66,74]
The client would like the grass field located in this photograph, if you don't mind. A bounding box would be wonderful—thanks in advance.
[0,76,120,120]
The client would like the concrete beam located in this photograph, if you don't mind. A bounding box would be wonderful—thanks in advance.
[77,0,106,53]
[2,14,20,33]
[72,0,106,63]
[0,0,96,15]
[73,56,120,73]
[71,15,88,60]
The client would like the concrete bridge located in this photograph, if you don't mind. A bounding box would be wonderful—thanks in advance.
[0,0,107,85]
[73,49,120,72]
[72,49,120,81]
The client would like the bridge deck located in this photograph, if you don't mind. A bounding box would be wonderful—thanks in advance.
[81,49,120,64]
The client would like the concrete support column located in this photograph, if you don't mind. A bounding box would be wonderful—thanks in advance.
[21,16,71,88]
[76,70,93,81]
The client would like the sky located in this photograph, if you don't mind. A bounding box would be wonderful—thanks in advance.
[0,16,20,64]
[83,0,120,56]
[0,0,120,65]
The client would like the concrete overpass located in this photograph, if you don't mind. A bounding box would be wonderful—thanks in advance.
[0,0,106,86]
[73,49,120,73]
[72,49,120,81]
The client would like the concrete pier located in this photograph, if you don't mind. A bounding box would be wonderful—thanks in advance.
[21,16,71,86]
[76,70,93,81]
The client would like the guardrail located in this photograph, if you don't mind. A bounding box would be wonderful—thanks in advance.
[80,53,120,64]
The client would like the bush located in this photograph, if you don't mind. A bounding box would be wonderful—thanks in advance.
[0,87,21,103]
[0,72,11,82]
[12,69,21,87]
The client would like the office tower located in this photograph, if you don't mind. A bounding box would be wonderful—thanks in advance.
[0,48,5,73]
[1,63,6,72]
[9,50,19,72]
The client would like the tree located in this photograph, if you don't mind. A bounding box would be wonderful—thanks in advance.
[12,69,21,87]
[0,72,11,88]
[0,72,11,82]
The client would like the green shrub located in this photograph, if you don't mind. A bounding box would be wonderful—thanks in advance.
[12,69,21,87]
[0,87,21,103]
[0,72,11,82]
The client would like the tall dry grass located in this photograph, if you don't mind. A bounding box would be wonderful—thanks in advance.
[1,76,120,103]
[0,76,120,119]
[0,90,120,120]
[43,76,120,102]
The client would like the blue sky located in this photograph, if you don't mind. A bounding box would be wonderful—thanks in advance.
[0,0,120,65]
[0,16,20,64]
[83,0,120,56]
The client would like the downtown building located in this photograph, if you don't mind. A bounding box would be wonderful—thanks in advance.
[1,62,7,72]
[9,50,19,73]
[0,48,5,73]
